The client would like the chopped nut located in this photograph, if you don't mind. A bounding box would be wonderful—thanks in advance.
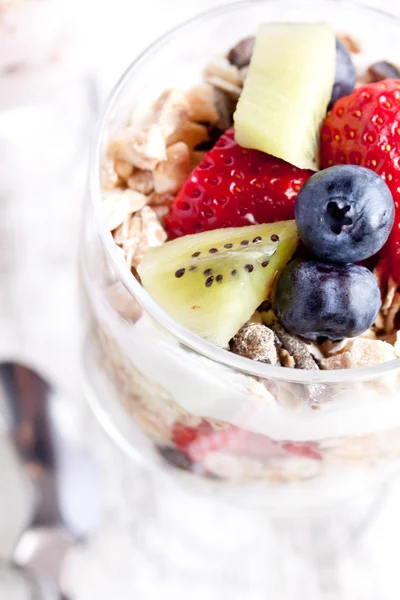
[151,88,190,138]
[367,61,400,83]
[153,142,191,195]
[272,323,319,370]
[103,188,148,231]
[111,124,167,170]
[148,191,174,206]
[279,349,295,369]
[127,170,154,195]
[185,84,220,124]
[113,205,167,269]
[190,150,206,170]
[114,158,134,181]
[167,121,210,149]
[337,33,361,54]
[213,87,237,130]
[227,36,255,68]
[230,323,280,365]
[320,337,397,370]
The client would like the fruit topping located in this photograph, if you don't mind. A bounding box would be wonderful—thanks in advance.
[274,259,381,341]
[319,79,400,281]
[367,61,400,83]
[295,165,394,263]
[165,128,313,239]
[227,36,256,69]
[234,22,336,170]
[230,322,280,365]
[329,39,356,109]
[172,421,322,465]
[138,221,298,347]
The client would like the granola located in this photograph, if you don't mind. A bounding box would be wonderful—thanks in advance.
[92,26,400,488]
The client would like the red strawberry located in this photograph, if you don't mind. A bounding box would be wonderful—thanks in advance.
[165,128,313,238]
[172,421,321,463]
[319,79,400,281]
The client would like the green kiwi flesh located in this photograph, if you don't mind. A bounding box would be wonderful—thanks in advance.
[138,221,298,347]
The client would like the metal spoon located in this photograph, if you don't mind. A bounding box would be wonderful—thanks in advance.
[0,362,104,599]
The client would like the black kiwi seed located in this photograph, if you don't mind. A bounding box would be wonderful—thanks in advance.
[216,274,223,283]
[270,234,279,242]
[262,260,269,268]
[244,264,254,273]
[205,276,214,287]
[253,236,262,243]
[224,243,233,249]
[204,268,212,276]
[231,269,238,276]
[240,240,249,246]
[209,248,218,254]
[189,265,197,271]
[175,268,185,278]
[192,251,201,258]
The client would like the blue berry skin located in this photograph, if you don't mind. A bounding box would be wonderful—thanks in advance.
[328,39,356,109]
[295,165,395,264]
[274,259,381,341]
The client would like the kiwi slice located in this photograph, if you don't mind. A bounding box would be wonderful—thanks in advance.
[138,221,298,347]
[234,22,336,170]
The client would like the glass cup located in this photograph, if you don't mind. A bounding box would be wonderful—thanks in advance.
[79,1,400,594]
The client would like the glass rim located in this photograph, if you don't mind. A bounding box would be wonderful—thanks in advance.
[89,0,400,385]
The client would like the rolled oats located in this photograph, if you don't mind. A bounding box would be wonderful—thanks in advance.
[151,88,190,139]
[113,205,167,269]
[184,84,220,124]
[151,204,170,222]
[204,58,243,99]
[111,124,167,170]
[104,188,148,231]
[100,155,120,191]
[153,142,191,195]
[320,337,397,370]
[127,169,154,195]
[167,121,210,150]
[205,75,243,100]
[337,33,361,54]
[114,158,134,181]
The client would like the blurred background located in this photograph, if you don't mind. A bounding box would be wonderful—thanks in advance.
[1,0,400,598]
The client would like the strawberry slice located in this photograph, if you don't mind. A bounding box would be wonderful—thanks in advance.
[165,128,313,238]
[172,421,321,463]
[319,79,400,282]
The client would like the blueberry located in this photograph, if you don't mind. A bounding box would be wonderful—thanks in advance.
[329,39,356,109]
[295,165,395,264]
[274,259,381,341]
